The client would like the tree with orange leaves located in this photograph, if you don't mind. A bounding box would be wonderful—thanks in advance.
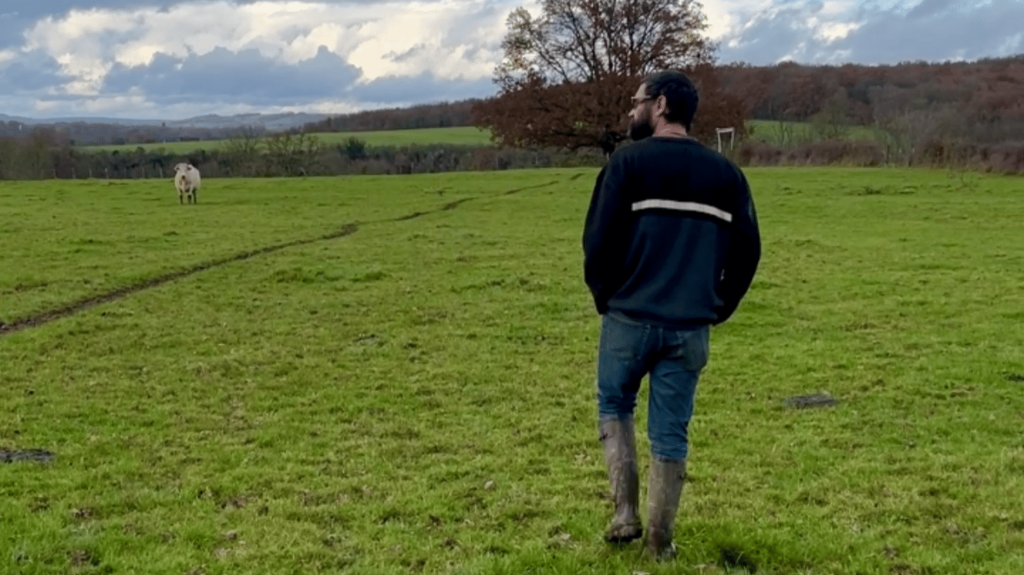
[472,0,746,152]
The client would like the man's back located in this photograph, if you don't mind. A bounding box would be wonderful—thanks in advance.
[583,137,761,328]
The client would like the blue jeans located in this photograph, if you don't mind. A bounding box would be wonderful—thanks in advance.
[596,311,710,461]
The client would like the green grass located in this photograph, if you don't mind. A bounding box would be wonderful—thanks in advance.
[80,126,495,154]
[747,119,877,145]
[2,167,1023,574]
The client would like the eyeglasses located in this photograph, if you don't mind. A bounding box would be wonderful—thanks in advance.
[631,96,656,108]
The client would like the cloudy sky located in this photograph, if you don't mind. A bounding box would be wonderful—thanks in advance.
[0,0,1021,120]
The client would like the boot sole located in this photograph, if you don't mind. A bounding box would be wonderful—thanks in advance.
[647,540,677,560]
[604,527,643,543]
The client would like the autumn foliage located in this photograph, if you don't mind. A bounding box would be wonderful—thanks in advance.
[471,0,747,150]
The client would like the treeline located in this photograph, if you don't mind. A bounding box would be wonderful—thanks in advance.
[3,126,1022,181]
[735,139,1024,173]
[295,100,481,133]
[718,56,1024,144]
[716,56,1024,172]
[0,121,265,147]
[4,55,1023,178]
[0,130,604,181]
[0,99,482,147]
[298,56,1024,146]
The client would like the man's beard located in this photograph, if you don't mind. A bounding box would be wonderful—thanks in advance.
[628,113,654,141]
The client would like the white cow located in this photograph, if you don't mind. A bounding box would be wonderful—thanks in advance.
[173,163,201,205]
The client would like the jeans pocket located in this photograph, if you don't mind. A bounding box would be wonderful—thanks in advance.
[669,326,710,372]
[600,313,648,360]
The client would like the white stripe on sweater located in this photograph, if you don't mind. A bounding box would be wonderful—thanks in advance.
[631,199,733,223]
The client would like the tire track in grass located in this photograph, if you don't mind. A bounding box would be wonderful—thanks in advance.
[356,180,561,224]
[0,180,562,338]
[0,224,360,337]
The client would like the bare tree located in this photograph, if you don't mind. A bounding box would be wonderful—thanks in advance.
[867,84,959,166]
[495,0,714,89]
[222,126,264,176]
[473,0,744,150]
[811,88,851,141]
[265,132,323,177]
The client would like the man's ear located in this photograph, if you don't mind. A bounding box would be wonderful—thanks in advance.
[655,95,668,117]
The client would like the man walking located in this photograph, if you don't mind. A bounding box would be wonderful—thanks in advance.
[582,70,761,560]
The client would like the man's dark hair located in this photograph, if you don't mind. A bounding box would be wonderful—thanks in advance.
[644,70,699,131]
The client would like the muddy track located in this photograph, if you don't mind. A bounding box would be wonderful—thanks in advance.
[503,181,560,196]
[441,198,472,211]
[0,180,562,338]
[1,449,56,464]
[354,181,560,225]
[0,224,360,337]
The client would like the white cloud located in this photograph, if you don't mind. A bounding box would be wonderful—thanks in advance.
[715,0,1024,65]
[999,32,1022,53]
[0,48,18,66]
[27,91,373,119]
[18,0,517,97]
[4,0,1021,120]
[344,2,508,82]
[817,21,860,41]
[703,0,773,39]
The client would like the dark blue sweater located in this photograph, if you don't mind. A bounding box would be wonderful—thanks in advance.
[582,137,761,327]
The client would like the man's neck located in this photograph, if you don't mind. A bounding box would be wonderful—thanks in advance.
[653,122,689,139]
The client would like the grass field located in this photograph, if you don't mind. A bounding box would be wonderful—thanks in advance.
[747,119,877,144]
[2,168,1023,574]
[81,127,495,154]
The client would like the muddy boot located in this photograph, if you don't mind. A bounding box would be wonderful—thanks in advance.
[599,416,642,543]
[646,457,687,560]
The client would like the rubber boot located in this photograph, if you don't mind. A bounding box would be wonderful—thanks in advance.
[599,417,642,543]
[646,457,687,560]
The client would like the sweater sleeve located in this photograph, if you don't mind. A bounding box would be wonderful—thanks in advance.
[714,170,762,325]
[582,156,632,315]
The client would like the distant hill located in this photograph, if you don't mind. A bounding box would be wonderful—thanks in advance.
[0,112,332,131]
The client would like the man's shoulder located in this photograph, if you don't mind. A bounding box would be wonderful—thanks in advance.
[607,138,747,180]
[624,138,742,169]
[618,137,720,157]
[605,138,665,166]
[671,139,747,182]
